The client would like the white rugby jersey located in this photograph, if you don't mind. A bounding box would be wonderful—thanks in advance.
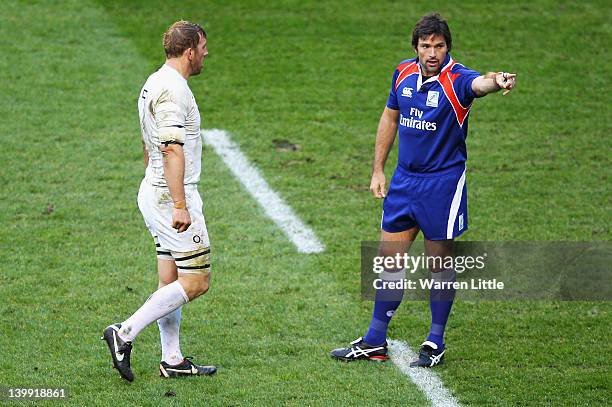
[138,64,202,187]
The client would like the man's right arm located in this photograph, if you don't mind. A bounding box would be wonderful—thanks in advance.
[370,107,399,198]
[472,71,517,96]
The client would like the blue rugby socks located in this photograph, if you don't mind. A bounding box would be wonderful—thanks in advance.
[364,269,405,346]
[426,269,456,349]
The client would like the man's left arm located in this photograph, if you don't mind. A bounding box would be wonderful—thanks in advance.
[472,71,517,97]
[142,137,149,168]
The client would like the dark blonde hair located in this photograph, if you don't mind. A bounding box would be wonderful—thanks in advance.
[163,20,206,58]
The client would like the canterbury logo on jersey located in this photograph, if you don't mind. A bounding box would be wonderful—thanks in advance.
[401,87,413,97]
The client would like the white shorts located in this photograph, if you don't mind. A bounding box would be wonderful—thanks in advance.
[138,179,211,272]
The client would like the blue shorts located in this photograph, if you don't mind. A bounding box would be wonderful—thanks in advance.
[381,165,468,240]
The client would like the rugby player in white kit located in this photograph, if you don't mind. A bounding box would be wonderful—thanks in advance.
[102,20,215,381]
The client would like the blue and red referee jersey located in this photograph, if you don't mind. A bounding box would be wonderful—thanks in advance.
[382,54,481,239]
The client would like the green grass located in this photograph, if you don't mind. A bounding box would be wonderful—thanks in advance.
[0,0,610,405]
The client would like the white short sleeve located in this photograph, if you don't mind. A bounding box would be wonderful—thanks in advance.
[154,89,187,144]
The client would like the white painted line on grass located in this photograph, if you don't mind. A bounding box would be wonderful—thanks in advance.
[202,129,325,254]
[388,340,462,407]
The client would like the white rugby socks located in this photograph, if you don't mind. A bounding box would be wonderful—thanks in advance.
[118,281,189,343]
[158,307,184,365]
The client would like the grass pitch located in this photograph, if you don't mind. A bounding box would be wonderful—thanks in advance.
[0,0,610,405]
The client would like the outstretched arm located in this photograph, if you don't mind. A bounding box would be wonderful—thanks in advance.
[370,107,400,199]
[472,71,517,97]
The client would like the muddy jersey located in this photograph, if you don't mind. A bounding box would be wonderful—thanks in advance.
[138,64,202,187]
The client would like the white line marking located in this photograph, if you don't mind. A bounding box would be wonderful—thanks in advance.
[389,340,462,407]
[202,129,325,254]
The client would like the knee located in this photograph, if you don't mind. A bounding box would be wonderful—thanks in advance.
[429,266,445,274]
[194,277,210,298]
[158,275,177,287]
[181,274,210,300]
[431,268,456,281]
